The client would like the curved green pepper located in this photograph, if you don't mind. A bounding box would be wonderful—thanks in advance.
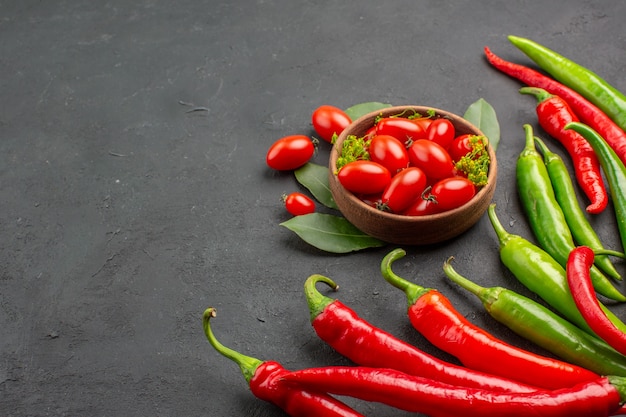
[487,204,626,335]
[566,122,626,257]
[533,136,622,281]
[443,257,626,376]
[516,124,625,301]
[509,35,626,132]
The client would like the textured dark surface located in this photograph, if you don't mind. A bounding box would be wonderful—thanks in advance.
[2,1,626,416]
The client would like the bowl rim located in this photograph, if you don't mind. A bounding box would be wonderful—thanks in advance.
[329,105,497,222]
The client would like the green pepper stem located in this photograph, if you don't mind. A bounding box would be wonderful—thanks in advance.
[443,257,502,308]
[521,124,538,157]
[594,249,626,259]
[443,257,486,297]
[304,274,338,322]
[608,375,626,402]
[533,136,559,165]
[487,203,512,247]
[519,86,553,103]
[381,248,431,307]
[202,307,262,383]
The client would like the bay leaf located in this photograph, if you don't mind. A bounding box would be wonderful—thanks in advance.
[280,213,386,253]
[294,163,338,209]
[463,98,501,150]
[345,102,392,121]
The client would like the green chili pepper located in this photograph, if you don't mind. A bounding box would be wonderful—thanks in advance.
[443,257,626,377]
[487,204,626,335]
[565,122,626,256]
[533,136,622,281]
[509,35,626,133]
[516,124,625,301]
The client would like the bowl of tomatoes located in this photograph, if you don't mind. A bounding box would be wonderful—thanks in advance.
[328,105,497,245]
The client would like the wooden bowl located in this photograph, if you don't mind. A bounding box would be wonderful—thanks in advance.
[328,105,497,245]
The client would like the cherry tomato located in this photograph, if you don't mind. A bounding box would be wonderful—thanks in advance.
[428,177,476,212]
[283,192,315,216]
[403,196,438,216]
[375,117,429,142]
[311,105,352,143]
[368,134,410,175]
[380,167,427,213]
[360,193,383,208]
[337,160,391,195]
[364,125,377,141]
[266,135,315,171]
[413,117,433,132]
[448,134,473,163]
[408,139,456,180]
[426,118,456,149]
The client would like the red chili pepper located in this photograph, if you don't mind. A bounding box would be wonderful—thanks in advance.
[520,86,608,214]
[381,248,599,390]
[202,308,367,417]
[304,274,540,393]
[484,46,626,169]
[281,366,626,417]
[567,247,626,357]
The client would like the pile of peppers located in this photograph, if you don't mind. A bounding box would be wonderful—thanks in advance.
[203,36,626,416]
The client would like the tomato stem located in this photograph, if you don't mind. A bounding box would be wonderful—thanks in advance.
[420,186,437,203]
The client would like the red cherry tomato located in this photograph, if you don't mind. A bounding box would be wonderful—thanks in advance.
[375,117,429,142]
[380,167,427,213]
[364,125,377,141]
[283,192,315,216]
[413,117,433,132]
[408,139,456,180]
[448,134,473,163]
[360,193,383,208]
[266,135,315,171]
[427,118,456,149]
[428,177,476,212]
[311,105,352,143]
[337,160,391,195]
[403,196,439,216]
[368,134,410,175]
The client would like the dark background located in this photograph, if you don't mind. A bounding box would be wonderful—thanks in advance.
[2,1,626,416]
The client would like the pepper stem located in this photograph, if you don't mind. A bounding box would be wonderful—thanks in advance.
[202,307,262,383]
[304,275,338,323]
[443,257,486,297]
[521,124,538,157]
[533,136,560,166]
[381,248,431,308]
[594,249,626,259]
[487,203,513,248]
[519,86,553,103]
[608,376,626,403]
[443,257,501,307]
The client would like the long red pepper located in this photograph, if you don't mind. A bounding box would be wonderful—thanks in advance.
[281,366,626,417]
[202,308,367,417]
[484,46,626,168]
[519,86,608,214]
[567,247,626,357]
[380,248,599,390]
[303,274,540,393]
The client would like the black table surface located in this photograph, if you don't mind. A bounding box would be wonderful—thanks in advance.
[3,1,626,416]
